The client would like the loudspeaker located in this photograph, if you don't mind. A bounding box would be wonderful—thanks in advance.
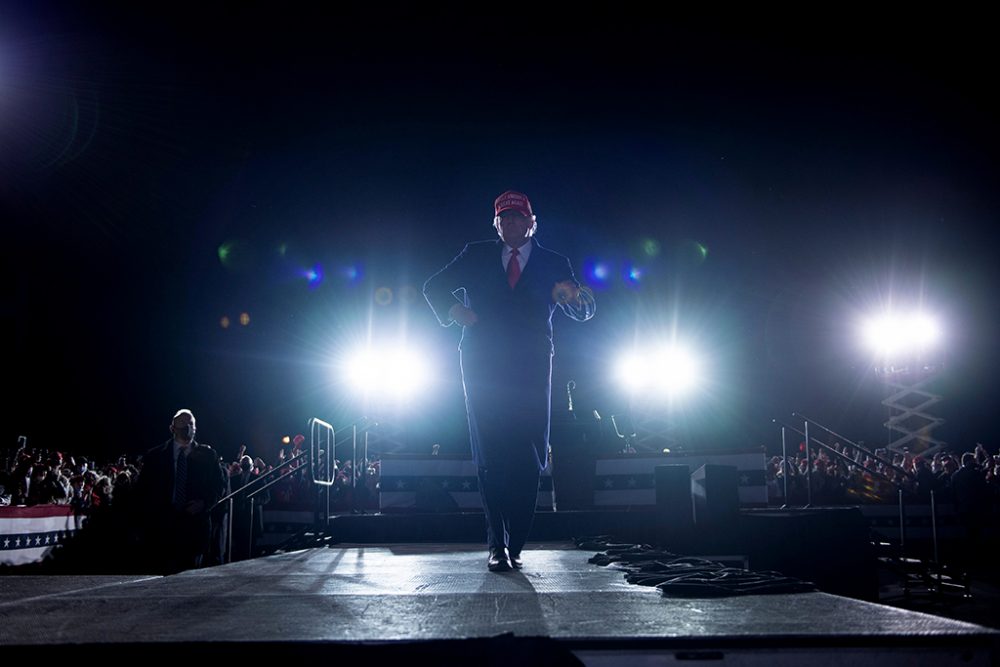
[549,415,602,510]
[654,464,693,530]
[691,463,739,525]
[741,508,878,600]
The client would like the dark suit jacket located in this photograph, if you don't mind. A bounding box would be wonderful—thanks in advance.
[136,439,227,568]
[423,239,593,469]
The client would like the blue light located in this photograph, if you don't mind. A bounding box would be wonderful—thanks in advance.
[623,264,643,288]
[305,264,323,289]
[343,264,362,283]
[585,259,611,287]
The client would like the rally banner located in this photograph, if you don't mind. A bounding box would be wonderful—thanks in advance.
[0,505,86,566]
[593,451,768,507]
[379,456,554,511]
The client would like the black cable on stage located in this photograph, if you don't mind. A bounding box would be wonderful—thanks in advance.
[575,535,817,598]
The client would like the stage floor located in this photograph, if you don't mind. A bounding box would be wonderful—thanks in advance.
[1,543,997,663]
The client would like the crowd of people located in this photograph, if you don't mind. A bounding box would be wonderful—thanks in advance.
[0,435,380,512]
[5,434,997,517]
[0,412,384,573]
[4,412,997,573]
[0,415,273,570]
[765,441,1000,511]
[0,448,137,511]
[255,458,380,520]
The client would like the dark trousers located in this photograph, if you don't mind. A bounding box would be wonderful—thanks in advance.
[462,349,550,556]
[478,460,541,556]
[143,511,210,574]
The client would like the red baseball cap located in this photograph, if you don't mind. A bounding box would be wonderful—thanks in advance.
[494,190,533,217]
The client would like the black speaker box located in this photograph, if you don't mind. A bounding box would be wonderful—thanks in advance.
[691,463,740,525]
[654,464,694,530]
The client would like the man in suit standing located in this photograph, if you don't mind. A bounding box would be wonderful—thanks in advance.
[424,190,595,571]
[136,409,227,573]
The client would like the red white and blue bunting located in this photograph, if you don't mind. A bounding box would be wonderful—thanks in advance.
[0,505,85,566]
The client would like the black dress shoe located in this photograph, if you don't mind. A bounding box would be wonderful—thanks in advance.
[509,551,523,569]
[488,547,511,572]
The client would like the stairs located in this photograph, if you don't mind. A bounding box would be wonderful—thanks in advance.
[874,538,971,599]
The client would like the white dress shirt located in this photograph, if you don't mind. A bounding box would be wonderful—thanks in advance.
[502,240,532,272]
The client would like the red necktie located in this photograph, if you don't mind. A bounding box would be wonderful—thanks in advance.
[507,247,521,289]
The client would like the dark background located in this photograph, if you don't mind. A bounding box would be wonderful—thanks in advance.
[4,4,997,463]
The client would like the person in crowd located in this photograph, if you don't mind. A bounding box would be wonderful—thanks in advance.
[951,451,991,565]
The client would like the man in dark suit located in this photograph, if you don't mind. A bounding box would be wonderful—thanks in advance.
[424,190,595,572]
[136,409,227,573]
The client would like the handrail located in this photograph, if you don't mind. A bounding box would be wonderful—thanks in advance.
[307,416,379,485]
[210,451,308,511]
[308,417,336,488]
[245,462,310,500]
[209,415,377,562]
[792,412,916,482]
[774,417,917,556]
[211,449,310,564]
[772,419,900,487]
[780,426,789,507]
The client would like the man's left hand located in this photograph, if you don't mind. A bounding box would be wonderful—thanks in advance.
[552,280,581,305]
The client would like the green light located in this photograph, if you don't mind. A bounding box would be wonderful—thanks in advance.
[642,238,661,257]
[676,239,708,267]
[217,239,253,271]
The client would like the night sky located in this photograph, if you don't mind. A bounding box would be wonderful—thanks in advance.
[5,4,997,463]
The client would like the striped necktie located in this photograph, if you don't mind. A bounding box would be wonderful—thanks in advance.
[174,448,188,507]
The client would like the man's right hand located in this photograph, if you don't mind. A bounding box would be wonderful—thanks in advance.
[449,303,478,326]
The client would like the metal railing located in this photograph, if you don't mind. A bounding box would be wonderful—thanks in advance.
[309,417,335,525]
[209,416,377,563]
[310,416,378,508]
[211,450,309,563]
[792,412,916,483]
[773,413,938,569]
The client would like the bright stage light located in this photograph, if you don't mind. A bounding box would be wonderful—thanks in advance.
[651,345,699,395]
[911,314,942,347]
[342,342,433,401]
[614,343,702,398]
[862,312,942,358]
[614,353,648,393]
